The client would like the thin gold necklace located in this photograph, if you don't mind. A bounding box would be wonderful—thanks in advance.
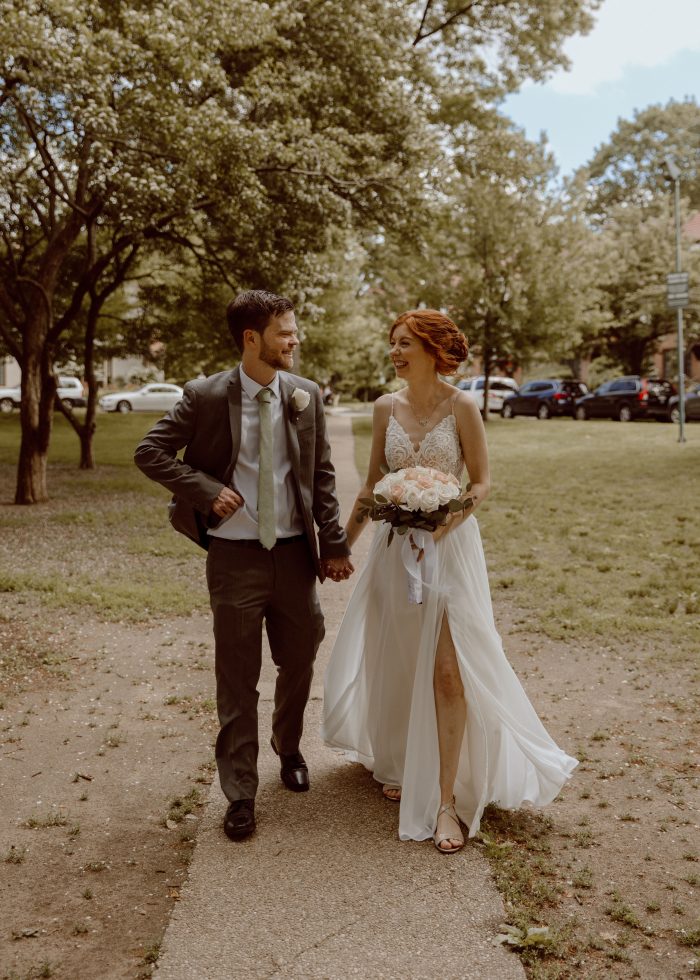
[407,391,442,427]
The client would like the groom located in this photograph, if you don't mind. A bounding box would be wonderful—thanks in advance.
[134,290,354,841]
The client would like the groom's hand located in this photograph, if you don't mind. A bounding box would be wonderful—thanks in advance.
[212,487,244,518]
[322,557,355,582]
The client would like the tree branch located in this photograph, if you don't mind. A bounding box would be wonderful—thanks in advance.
[14,101,94,218]
[16,276,53,330]
[89,133,183,163]
[254,164,392,192]
[0,313,22,361]
[414,0,434,44]
[413,0,480,45]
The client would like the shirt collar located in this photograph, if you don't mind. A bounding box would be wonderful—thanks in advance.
[239,364,280,400]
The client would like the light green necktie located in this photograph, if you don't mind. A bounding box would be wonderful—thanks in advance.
[256,387,276,549]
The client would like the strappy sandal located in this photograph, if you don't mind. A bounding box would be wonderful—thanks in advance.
[382,784,402,802]
[433,798,464,854]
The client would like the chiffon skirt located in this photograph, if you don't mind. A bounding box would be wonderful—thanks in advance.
[321,516,578,840]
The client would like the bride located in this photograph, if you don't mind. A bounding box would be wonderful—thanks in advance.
[321,309,577,853]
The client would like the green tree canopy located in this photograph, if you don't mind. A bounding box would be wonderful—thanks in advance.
[0,0,602,500]
[583,98,700,220]
[574,99,700,375]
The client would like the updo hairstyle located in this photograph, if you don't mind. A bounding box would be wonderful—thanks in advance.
[390,309,469,375]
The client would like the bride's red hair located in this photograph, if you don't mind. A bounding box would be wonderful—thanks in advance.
[390,310,468,375]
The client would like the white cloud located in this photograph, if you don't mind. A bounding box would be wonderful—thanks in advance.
[545,0,700,95]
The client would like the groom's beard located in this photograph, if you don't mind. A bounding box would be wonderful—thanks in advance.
[259,340,295,372]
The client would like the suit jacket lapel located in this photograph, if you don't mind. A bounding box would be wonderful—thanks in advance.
[225,367,242,483]
[280,376,302,483]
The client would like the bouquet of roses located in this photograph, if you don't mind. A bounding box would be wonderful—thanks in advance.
[357,465,474,549]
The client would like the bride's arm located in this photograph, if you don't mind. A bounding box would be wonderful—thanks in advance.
[434,392,491,541]
[344,395,392,549]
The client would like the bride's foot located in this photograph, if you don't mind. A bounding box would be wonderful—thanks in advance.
[382,784,401,802]
[433,799,464,853]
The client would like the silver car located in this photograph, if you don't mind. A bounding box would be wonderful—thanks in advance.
[99,383,184,413]
[0,385,20,414]
[456,375,519,413]
[1,376,86,413]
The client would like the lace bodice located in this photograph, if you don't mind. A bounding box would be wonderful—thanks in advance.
[385,414,464,479]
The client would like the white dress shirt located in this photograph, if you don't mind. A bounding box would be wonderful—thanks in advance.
[208,366,304,541]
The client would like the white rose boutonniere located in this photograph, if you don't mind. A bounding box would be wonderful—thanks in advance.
[291,387,311,413]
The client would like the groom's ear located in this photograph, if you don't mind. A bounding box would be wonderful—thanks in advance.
[242,328,258,349]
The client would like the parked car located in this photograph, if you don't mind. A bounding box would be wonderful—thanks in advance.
[456,376,519,413]
[99,383,184,413]
[56,376,86,408]
[0,376,85,413]
[501,379,588,419]
[0,385,20,414]
[667,383,700,423]
[574,377,675,422]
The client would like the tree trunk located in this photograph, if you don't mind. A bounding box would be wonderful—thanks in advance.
[617,336,648,377]
[15,334,56,505]
[79,303,99,469]
[79,424,95,469]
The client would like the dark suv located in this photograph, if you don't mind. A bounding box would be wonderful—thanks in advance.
[501,380,588,419]
[574,377,675,422]
[667,383,700,423]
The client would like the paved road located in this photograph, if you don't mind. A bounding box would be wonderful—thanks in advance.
[156,415,524,980]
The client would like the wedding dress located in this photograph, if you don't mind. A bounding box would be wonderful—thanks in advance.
[321,400,578,841]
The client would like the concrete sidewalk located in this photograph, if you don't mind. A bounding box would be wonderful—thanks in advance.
[155,415,524,980]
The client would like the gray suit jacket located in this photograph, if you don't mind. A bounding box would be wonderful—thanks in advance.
[133,367,350,580]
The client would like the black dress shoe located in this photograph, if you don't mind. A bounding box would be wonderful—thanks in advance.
[270,737,309,792]
[223,799,255,840]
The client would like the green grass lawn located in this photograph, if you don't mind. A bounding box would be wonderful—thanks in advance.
[352,415,700,654]
[0,413,206,621]
[2,410,699,647]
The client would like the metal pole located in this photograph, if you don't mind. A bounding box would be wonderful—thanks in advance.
[673,176,686,443]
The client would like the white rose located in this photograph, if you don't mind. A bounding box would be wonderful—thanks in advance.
[382,472,402,488]
[436,483,455,505]
[291,387,311,412]
[419,488,441,512]
[404,488,423,511]
[374,472,400,495]
[374,476,391,497]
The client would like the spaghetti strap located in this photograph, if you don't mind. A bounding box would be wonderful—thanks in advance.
[450,392,458,414]
[391,393,395,417]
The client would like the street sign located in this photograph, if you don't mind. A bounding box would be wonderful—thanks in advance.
[667,272,689,309]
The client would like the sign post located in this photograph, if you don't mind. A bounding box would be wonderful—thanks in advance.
[665,157,687,443]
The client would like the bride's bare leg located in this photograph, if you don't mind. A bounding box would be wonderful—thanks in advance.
[433,614,466,851]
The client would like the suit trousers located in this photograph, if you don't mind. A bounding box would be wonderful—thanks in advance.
[206,536,325,802]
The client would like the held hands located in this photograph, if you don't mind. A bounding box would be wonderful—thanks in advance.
[211,487,244,519]
[322,556,355,583]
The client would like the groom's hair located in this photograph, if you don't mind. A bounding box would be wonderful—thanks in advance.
[227,290,294,353]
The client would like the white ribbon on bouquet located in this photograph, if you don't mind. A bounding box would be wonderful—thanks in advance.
[400,529,437,605]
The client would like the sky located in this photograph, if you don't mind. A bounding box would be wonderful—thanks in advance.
[503,0,700,176]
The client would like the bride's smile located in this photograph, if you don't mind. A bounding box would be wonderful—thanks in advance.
[390,322,439,378]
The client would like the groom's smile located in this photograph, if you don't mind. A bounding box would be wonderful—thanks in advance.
[258,310,300,372]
